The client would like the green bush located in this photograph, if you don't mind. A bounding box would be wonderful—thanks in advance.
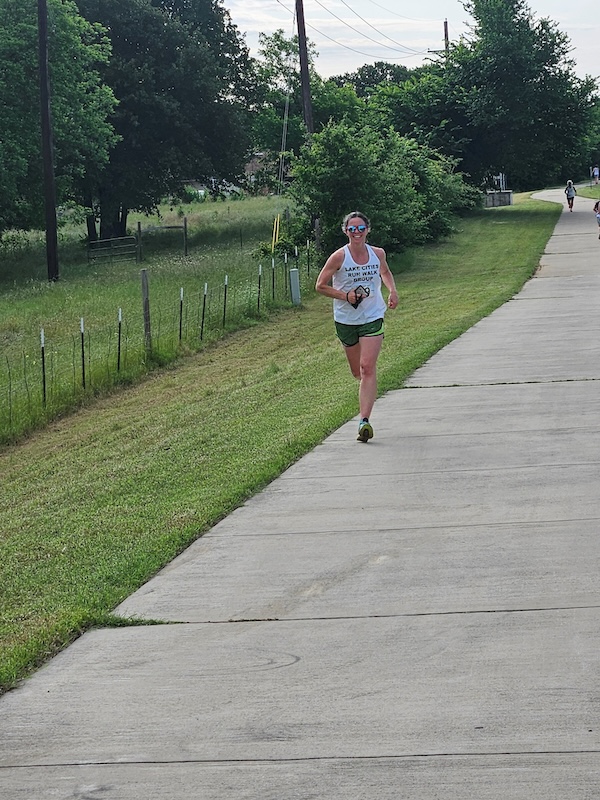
[288,120,478,254]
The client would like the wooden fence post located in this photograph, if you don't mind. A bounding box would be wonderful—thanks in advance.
[137,221,142,262]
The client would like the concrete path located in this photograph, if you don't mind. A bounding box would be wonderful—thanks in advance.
[2,188,600,798]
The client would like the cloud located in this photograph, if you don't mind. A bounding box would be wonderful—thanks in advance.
[226,0,599,80]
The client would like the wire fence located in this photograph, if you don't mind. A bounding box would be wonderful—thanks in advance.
[0,251,316,444]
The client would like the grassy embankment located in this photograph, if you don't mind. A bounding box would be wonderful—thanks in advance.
[0,196,297,443]
[0,192,561,694]
[576,185,600,201]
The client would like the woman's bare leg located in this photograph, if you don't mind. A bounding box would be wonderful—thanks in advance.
[343,335,383,420]
[357,335,383,419]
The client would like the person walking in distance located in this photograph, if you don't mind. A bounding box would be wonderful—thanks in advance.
[564,180,577,211]
[592,165,599,185]
[315,211,398,442]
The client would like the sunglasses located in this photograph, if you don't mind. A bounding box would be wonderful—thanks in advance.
[346,225,367,233]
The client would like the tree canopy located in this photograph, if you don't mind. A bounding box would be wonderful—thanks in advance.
[75,0,252,238]
[366,0,598,189]
[0,0,116,239]
[456,0,597,186]
[1,0,599,252]
[289,119,477,254]
[330,62,412,98]
[247,30,365,192]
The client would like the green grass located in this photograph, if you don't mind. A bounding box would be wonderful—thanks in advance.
[0,196,304,444]
[0,195,285,282]
[0,196,287,334]
[576,185,600,200]
[0,192,561,694]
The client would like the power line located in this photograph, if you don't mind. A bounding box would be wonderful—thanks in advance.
[312,0,427,55]
[274,0,427,61]
[362,0,437,23]
[335,0,425,54]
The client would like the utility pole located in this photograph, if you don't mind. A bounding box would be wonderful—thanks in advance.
[38,0,59,281]
[295,0,314,134]
[428,19,451,59]
[295,0,319,249]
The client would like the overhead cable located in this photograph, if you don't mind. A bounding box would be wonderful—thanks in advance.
[334,0,425,54]
[274,0,427,61]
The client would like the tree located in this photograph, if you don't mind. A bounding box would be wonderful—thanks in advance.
[582,103,600,174]
[76,0,253,238]
[312,78,364,131]
[156,0,254,103]
[248,30,316,157]
[248,30,365,192]
[453,0,598,186]
[364,0,598,189]
[366,65,473,163]
[0,0,116,240]
[288,120,476,254]
[330,61,412,98]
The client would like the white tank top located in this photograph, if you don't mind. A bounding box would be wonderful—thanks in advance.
[332,244,387,324]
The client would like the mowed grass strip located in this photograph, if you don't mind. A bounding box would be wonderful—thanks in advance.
[576,185,600,201]
[0,193,560,694]
[0,196,287,444]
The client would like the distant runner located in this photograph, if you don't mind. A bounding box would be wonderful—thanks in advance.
[564,180,577,211]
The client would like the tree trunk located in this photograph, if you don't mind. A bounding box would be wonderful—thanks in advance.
[83,190,98,242]
[118,207,129,237]
[99,201,121,240]
[99,201,130,239]
[86,215,97,242]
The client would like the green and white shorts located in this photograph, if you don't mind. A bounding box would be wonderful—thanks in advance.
[335,317,384,348]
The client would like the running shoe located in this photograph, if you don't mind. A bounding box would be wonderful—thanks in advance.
[357,419,373,442]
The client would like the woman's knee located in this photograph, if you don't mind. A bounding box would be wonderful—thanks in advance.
[359,360,377,379]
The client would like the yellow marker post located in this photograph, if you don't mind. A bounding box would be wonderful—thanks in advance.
[271,214,280,253]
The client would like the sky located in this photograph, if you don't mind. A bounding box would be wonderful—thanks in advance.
[224,0,599,82]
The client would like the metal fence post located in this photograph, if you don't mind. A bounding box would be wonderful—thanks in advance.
[80,318,86,389]
[141,269,151,354]
[41,328,46,406]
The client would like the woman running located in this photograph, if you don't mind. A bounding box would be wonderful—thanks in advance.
[315,211,398,442]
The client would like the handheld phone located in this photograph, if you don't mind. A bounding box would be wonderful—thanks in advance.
[351,285,370,309]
